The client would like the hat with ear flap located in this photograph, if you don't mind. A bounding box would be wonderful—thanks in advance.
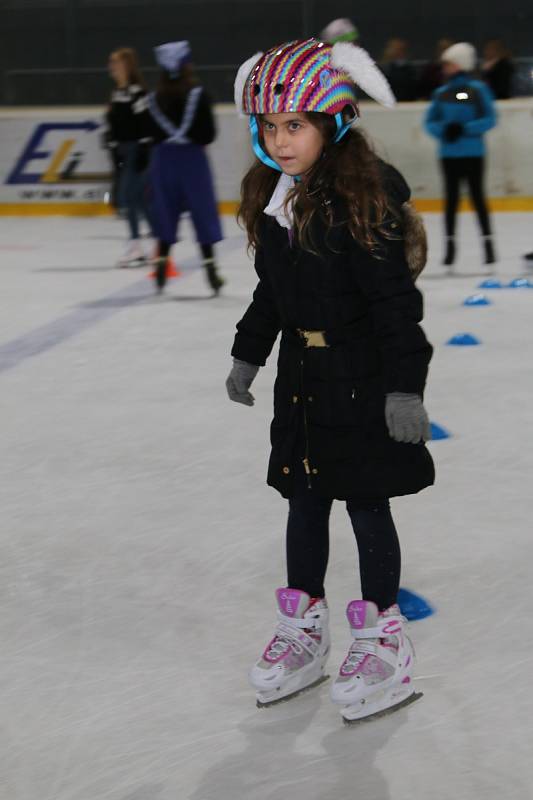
[234,38,395,171]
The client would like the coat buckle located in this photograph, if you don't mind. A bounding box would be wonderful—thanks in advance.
[298,329,329,348]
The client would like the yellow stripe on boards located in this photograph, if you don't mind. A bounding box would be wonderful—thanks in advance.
[413,197,533,212]
[0,198,533,216]
[41,139,76,183]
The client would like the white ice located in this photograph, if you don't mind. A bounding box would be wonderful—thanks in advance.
[0,211,532,800]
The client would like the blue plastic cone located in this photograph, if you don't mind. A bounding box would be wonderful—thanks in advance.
[463,294,492,306]
[397,588,435,621]
[478,279,503,289]
[446,333,481,346]
[508,278,533,289]
[430,422,451,440]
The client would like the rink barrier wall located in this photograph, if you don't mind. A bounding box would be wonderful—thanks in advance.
[1,100,532,215]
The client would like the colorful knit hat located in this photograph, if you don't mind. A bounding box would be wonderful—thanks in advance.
[234,39,394,171]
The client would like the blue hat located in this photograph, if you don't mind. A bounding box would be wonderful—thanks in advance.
[154,41,192,77]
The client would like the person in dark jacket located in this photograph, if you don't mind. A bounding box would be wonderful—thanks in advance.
[105,48,153,267]
[418,38,454,100]
[424,42,498,268]
[226,39,434,721]
[146,41,224,294]
[381,38,417,101]
[481,39,514,100]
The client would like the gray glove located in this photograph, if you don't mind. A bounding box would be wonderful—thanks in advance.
[385,392,431,444]
[226,359,260,407]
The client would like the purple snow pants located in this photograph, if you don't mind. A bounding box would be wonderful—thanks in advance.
[148,143,223,246]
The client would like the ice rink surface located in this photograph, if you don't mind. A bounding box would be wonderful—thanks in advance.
[1,211,532,800]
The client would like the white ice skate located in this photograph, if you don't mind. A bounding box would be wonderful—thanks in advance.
[250,588,330,707]
[116,239,145,268]
[330,600,421,724]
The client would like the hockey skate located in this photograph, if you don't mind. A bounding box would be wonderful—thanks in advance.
[330,600,421,724]
[250,588,330,708]
[116,239,145,268]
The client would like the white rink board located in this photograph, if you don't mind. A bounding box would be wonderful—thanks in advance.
[1,100,533,208]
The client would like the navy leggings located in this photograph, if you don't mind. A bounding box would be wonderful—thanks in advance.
[440,157,492,237]
[117,142,152,240]
[286,489,401,611]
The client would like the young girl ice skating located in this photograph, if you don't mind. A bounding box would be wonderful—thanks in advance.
[147,41,225,294]
[226,39,435,723]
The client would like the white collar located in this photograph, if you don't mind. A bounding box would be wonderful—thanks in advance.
[263,173,295,230]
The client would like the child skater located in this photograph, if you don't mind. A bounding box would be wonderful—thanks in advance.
[147,41,225,294]
[226,39,435,723]
[105,48,153,267]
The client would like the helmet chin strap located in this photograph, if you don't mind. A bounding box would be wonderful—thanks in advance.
[249,111,356,175]
[249,116,282,172]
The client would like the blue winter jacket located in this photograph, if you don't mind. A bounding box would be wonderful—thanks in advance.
[424,74,497,158]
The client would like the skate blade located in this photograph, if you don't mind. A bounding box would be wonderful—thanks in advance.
[256,674,330,709]
[342,690,423,725]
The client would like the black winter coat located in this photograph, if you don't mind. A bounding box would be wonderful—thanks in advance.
[231,164,435,501]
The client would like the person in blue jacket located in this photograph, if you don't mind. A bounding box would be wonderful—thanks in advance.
[424,42,497,268]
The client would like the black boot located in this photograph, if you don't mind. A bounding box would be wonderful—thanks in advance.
[443,237,456,267]
[155,257,167,293]
[523,251,533,262]
[483,236,496,265]
[204,258,225,295]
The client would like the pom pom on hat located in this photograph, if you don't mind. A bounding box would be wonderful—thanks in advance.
[321,18,359,45]
[155,41,192,77]
[441,42,477,72]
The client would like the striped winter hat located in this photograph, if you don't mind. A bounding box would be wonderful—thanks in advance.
[235,38,394,118]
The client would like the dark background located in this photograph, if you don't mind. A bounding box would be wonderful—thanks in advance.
[1,0,532,104]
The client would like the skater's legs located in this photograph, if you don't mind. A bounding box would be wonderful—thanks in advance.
[286,489,333,599]
[440,158,461,237]
[464,157,492,236]
[200,243,214,261]
[182,147,223,246]
[117,143,143,240]
[345,499,401,612]
[148,146,184,246]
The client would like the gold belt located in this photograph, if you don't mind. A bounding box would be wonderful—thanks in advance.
[296,329,329,348]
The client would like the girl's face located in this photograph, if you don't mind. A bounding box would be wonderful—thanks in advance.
[109,54,128,87]
[262,113,325,176]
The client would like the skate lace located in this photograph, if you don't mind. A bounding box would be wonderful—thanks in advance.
[266,636,292,659]
[343,640,377,671]
[265,620,314,660]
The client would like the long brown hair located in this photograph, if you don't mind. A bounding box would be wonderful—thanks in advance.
[156,64,197,99]
[109,47,145,88]
[239,112,392,255]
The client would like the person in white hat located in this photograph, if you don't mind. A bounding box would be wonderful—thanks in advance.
[424,42,498,269]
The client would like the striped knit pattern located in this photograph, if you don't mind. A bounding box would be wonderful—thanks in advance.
[242,38,358,116]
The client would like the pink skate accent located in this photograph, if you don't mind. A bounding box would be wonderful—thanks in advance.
[405,655,411,667]
[262,636,289,664]
[346,600,377,630]
[381,620,402,636]
[402,676,411,684]
[340,651,390,679]
[275,588,310,618]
